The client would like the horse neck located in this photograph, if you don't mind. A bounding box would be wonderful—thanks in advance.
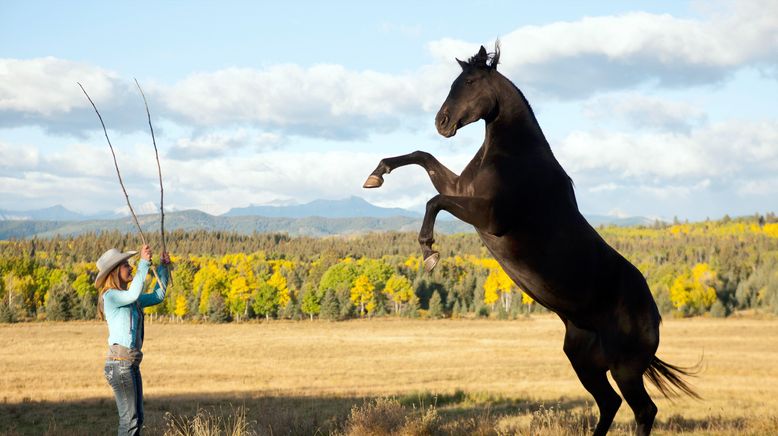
[484,77,550,157]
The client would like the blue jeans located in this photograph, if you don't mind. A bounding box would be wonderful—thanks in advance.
[104,360,143,435]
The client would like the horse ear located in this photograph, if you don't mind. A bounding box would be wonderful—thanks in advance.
[478,46,488,57]
[456,58,468,70]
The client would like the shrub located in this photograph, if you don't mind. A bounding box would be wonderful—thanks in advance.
[342,398,442,436]
[164,405,254,436]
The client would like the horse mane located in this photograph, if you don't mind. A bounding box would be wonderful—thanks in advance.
[466,40,501,70]
[475,43,577,209]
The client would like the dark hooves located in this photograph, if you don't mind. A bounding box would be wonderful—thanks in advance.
[363,174,384,189]
[423,252,440,272]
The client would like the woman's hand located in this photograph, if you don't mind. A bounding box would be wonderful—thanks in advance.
[141,245,152,261]
[161,251,171,265]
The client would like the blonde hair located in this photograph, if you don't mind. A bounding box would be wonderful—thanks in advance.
[97,265,128,320]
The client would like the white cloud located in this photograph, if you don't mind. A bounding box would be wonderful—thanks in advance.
[167,129,284,160]
[589,183,619,193]
[559,130,708,178]
[558,119,778,180]
[137,201,158,214]
[738,178,778,196]
[428,0,778,98]
[583,94,707,132]
[0,140,39,171]
[158,64,438,139]
[0,57,144,135]
[637,179,711,200]
[0,134,477,215]
[0,57,118,114]
[607,208,629,218]
[2,2,774,140]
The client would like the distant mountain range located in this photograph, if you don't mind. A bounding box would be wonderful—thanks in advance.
[0,205,122,222]
[0,197,657,239]
[223,196,420,218]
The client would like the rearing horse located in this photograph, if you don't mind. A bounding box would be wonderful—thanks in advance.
[364,44,698,436]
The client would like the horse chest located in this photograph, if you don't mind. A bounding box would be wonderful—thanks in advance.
[456,161,504,197]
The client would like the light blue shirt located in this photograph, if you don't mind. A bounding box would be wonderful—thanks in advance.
[103,259,169,349]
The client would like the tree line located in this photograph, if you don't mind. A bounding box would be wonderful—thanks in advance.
[1,213,777,323]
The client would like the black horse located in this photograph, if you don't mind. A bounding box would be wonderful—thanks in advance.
[364,44,698,435]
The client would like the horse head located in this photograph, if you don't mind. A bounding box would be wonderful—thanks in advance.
[435,44,501,138]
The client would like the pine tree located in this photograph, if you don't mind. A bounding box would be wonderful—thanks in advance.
[45,281,74,321]
[428,290,443,319]
[320,289,340,321]
[281,295,300,320]
[0,301,18,323]
[207,293,231,323]
[72,273,97,320]
[336,286,354,319]
[403,292,420,318]
[451,300,461,319]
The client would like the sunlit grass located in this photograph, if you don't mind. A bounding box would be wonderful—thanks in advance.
[1,315,777,434]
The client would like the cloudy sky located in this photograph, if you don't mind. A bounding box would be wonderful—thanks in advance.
[1,0,776,221]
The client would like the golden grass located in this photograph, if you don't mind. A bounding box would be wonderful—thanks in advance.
[1,315,777,434]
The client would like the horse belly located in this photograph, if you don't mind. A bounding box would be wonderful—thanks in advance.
[476,228,607,319]
[476,231,568,310]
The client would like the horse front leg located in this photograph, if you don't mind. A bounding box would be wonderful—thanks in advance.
[419,194,503,271]
[363,151,459,195]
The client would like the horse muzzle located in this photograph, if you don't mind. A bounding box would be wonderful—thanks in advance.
[435,110,458,138]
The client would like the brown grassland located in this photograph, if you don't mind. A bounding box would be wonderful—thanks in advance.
[2,315,778,435]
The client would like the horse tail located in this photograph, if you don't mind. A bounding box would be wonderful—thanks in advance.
[644,356,702,400]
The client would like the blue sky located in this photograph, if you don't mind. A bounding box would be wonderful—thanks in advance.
[1,0,776,221]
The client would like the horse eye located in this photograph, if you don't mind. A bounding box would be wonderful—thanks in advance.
[465,79,474,85]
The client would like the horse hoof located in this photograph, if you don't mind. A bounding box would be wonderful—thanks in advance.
[363,175,384,188]
[423,252,440,272]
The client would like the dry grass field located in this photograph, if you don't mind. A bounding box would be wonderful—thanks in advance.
[2,315,778,435]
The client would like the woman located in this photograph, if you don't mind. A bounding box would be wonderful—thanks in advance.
[95,244,170,435]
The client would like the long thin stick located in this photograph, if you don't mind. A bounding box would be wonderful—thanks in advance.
[78,82,165,292]
[133,79,166,253]
[134,78,173,286]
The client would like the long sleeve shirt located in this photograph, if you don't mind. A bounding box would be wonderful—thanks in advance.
[103,258,169,350]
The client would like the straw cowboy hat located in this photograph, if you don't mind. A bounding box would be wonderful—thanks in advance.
[94,248,138,288]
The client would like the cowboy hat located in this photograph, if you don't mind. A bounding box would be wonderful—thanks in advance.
[94,248,138,288]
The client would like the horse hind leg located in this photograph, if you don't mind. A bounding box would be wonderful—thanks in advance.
[563,324,622,436]
[611,360,657,436]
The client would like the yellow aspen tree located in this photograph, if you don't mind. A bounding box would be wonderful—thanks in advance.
[383,274,414,314]
[174,294,188,321]
[351,274,374,317]
[227,276,251,321]
[690,263,718,310]
[195,262,228,315]
[496,267,514,311]
[483,270,500,308]
[670,263,718,315]
[764,223,778,238]
[268,269,289,307]
[404,255,421,271]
